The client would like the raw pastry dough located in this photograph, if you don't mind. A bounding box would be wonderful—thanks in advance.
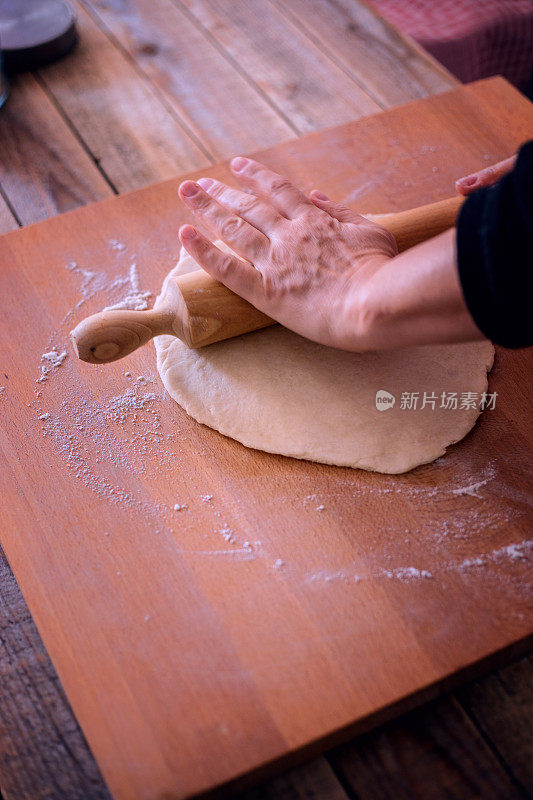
[154,246,494,473]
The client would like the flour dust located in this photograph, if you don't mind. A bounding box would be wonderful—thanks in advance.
[28,240,532,590]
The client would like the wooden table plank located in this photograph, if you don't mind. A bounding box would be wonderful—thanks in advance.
[2,81,530,800]
[271,0,457,106]
[238,757,350,800]
[0,547,112,800]
[37,3,210,194]
[0,194,19,233]
[327,693,527,800]
[79,0,296,159]
[456,656,533,796]
[0,74,113,225]
[179,0,381,132]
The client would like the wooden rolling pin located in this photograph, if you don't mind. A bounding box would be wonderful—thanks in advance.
[71,194,464,363]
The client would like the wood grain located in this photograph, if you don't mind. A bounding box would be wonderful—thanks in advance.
[0,194,19,233]
[0,546,112,800]
[0,73,113,225]
[327,694,527,800]
[37,2,210,194]
[271,0,457,107]
[0,70,114,800]
[0,79,532,800]
[238,757,350,800]
[456,656,533,795]
[0,6,521,798]
[79,0,295,158]
[179,0,381,132]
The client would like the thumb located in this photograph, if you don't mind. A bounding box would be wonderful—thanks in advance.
[309,190,365,223]
[455,155,517,195]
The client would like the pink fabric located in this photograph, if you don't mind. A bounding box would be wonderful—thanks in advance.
[368,0,533,89]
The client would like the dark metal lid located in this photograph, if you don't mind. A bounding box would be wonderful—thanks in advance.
[0,0,77,73]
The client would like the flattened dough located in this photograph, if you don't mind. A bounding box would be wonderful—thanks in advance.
[154,246,494,474]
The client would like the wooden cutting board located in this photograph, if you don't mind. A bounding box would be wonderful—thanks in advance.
[0,77,532,800]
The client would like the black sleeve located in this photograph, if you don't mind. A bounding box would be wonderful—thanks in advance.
[456,140,533,348]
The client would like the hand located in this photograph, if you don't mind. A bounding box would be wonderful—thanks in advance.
[177,157,397,351]
[456,155,516,195]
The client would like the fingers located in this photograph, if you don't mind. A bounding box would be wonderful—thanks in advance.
[230,157,313,219]
[309,190,364,224]
[179,180,268,261]
[455,155,517,195]
[179,226,263,302]
[197,177,282,234]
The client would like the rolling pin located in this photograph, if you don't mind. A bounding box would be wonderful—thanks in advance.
[71,194,465,364]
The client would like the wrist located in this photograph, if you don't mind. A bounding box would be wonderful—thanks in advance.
[347,230,484,351]
[336,254,393,351]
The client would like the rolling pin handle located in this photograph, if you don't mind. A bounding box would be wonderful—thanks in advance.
[375,195,465,252]
[70,309,175,364]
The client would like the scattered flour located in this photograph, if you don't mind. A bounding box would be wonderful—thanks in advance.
[383,566,433,580]
[307,568,352,584]
[190,548,257,559]
[109,239,126,252]
[496,542,531,560]
[102,264,152,312]
[105,385,159,425]
[31,254,531,594]
[452,478,490,498]
[65,259,152,321]
[37,349,68,383]
[456,540,532,572]
[220,526,235,544]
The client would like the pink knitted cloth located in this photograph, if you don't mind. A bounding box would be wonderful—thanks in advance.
[368,0,533,89]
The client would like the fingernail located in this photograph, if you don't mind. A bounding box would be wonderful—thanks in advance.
[180,181,200,197]
[198,177,215,190]
[313,191,329,201]
[457,175,477,187]
[231,156,249,172]
[180,225,197,240]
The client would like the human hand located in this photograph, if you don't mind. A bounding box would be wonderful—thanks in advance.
[177,157,397,351]
[455,154,516,195]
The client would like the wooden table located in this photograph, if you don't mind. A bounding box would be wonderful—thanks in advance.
[0,2,530,799]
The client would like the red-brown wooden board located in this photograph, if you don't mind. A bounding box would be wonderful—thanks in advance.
[0,78,531,800]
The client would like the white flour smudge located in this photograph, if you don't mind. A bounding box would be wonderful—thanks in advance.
[456,540,532,572]
[383,566,433,580]
[342,179,379,204]
[109,239,126,252]
[188,548,258,560]
[65,259,152,319]
[37,349,68,383]
[102,263,152,312]
[305,540,530,587]
[452,477,490,498]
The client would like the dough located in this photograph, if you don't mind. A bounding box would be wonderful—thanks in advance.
[154,246,494,474]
